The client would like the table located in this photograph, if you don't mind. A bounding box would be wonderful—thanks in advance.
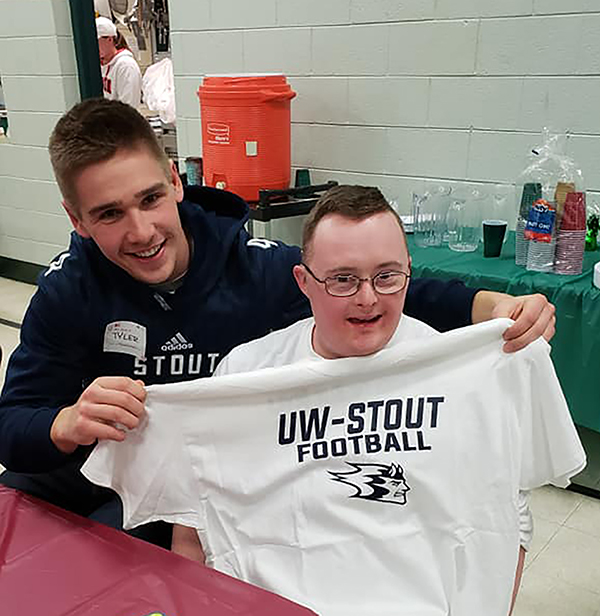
[0,487,316,616]
[407,232,600,434]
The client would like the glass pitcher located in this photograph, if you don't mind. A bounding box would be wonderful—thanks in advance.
[412,185,452,248]
[447,196,480,252]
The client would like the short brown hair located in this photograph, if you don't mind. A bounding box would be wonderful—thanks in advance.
[302,185,405,260]
[49,98,170,208]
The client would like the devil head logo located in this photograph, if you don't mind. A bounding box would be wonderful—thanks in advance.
[329,462,410,506]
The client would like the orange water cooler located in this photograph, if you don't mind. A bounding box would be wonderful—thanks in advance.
[197,74,296,202]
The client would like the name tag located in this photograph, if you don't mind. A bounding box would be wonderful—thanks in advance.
[103,321,147,360]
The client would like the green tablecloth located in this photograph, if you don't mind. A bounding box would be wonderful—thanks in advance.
[408,232,600,432]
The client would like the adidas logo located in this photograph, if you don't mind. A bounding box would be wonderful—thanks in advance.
[161,332,193,352]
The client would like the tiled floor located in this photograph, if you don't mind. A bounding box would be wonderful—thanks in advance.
[516,487,600,615]
[1,276,600,614]
[0,277,36,388]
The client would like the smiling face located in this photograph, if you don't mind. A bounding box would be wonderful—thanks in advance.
[293,212,410,359]
[64,147,190,285]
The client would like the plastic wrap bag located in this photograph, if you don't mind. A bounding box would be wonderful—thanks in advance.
[514,130,586,274]
[142,58,176,124]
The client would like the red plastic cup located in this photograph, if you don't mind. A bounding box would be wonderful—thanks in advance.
[561,192,586,231]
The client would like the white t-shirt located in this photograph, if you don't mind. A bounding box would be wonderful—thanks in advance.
[216,315,533,551]
[83,317,585,616]
[102,49,142,107]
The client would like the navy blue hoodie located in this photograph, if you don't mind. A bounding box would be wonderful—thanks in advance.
[0,187,475,473]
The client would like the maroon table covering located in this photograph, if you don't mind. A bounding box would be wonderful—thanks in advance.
[0,486,317,616]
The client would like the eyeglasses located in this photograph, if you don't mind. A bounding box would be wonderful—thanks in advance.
[302,263,410,297]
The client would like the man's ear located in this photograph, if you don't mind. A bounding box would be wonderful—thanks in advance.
[62,200,91,238]
[170,160,184,202]
[292,264,310,298]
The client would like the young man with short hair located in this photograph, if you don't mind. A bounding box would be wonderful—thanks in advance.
[0,99,555,549]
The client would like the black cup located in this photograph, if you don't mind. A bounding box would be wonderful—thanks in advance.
[483,220,507,258]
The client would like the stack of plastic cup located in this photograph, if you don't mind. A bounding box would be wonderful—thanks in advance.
[516,183,541,265]
[554,192,586,275]
[527,234,557,272]
[515,219,529,265]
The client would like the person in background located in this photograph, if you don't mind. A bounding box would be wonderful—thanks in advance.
[95,16,142,108]
[0,99,554,553]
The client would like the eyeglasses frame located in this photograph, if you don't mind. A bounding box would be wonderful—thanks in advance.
[301,262,411,297]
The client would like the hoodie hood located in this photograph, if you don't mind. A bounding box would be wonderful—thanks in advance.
[179,185,249,298]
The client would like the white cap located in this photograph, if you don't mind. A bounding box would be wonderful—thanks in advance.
[95,16,117,38]
[594,261,600,289]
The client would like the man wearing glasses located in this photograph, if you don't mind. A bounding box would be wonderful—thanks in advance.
[218,184,420,370]
[166,185,559,612]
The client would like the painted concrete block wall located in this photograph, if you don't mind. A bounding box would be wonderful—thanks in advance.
[170,1,600,244]
[0,0,77,265]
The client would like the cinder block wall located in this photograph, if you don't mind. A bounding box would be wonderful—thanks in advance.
[0,0,78,265]
[170,0,600,243]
